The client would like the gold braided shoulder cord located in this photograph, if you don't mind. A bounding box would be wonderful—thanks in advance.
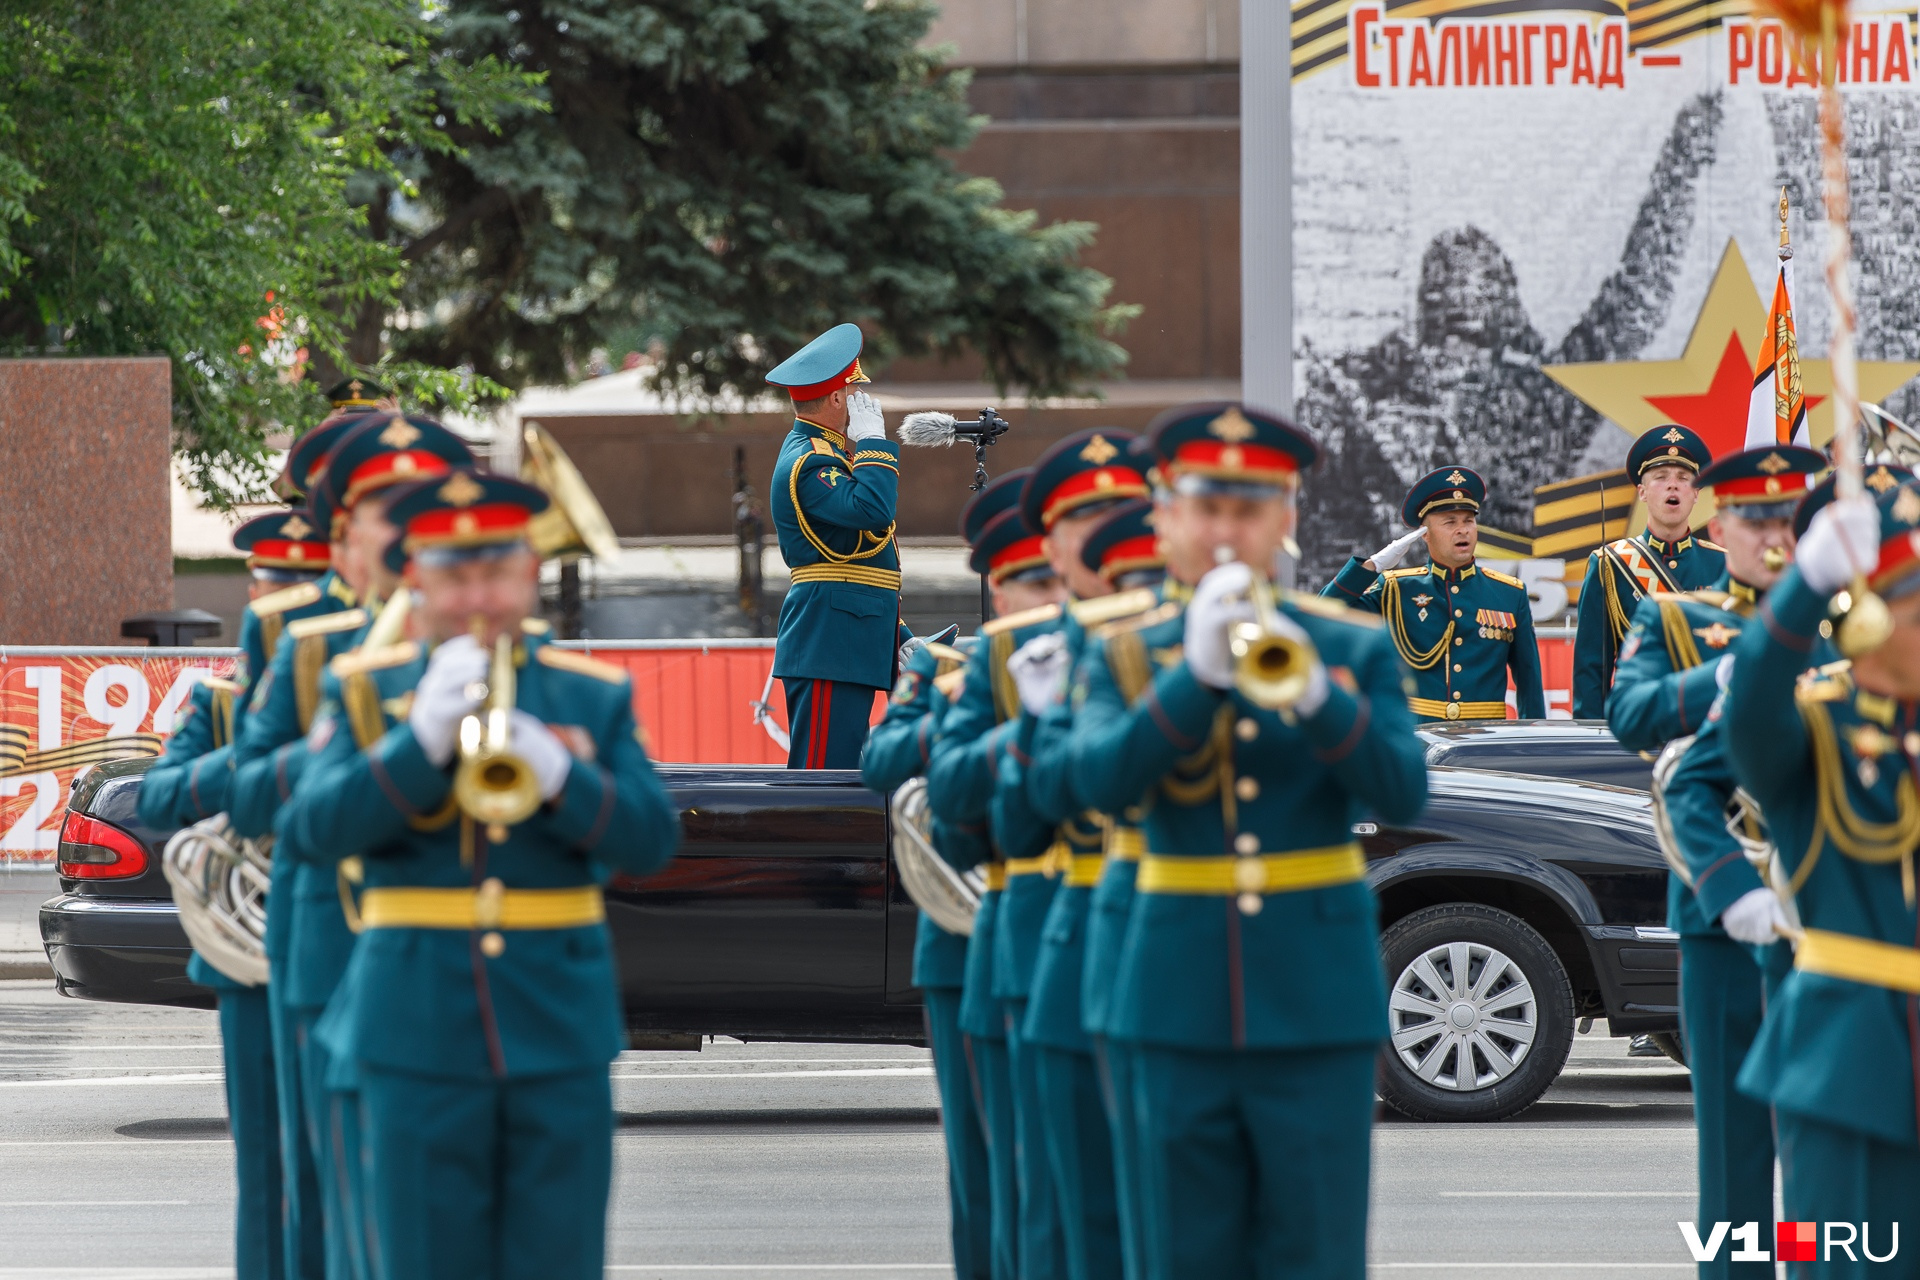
[294,635,328,732]
[1795,699,1920,902]
[261,613,285,662]
[1600,557,1635,646]
[1657,600,1704,672]
[342,672,387,750]
[1381,575,1452,671]
[786,450,894,565]
[990,631,1020,724]
[211,688,235,750]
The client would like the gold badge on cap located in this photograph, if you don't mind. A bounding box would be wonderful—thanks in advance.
[1757,452,1790,474]
[1208,407,1257,443]
[281,515,313,541]
[1894,488,1920,527]
[1662,427,1685,443]
[379,417,421,448]
[1446,470,1467,485]
[439,472,485,508]
[1080,434,1119,465]
[1868,466,1900,493]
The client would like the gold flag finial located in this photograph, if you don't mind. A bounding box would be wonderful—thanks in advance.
[1779,187,1790,251]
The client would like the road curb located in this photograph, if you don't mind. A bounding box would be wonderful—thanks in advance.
[0,954,53,981]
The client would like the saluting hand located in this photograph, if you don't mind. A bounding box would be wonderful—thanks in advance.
[1366,526,1428,572]
[846,390,887,441]
[409,635,489,766]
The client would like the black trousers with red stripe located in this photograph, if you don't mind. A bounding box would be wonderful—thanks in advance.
[783,678,877,769]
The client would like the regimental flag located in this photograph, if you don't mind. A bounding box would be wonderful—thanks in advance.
[1746,201,1809,447]
[1531,468,1636,605]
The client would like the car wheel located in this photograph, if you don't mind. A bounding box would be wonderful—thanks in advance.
[1649,1029,1687,1068]
[1376,903,1576,1122]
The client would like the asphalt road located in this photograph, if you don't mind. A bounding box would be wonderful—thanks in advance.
[0,978,1710,1279]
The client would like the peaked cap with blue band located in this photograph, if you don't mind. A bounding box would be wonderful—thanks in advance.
[958,468,1033,544]
[969,507,1055,583]
[1628,423,1712,479]
[1696,444,1824,520]
[765,323,871,400]
[1079,498,1163,585]
[382,470,551,574]
[1794,463,1910,540]
[316,415,474,539]
[1019,429,1151,533]
[1146,402,1318,498]
[1401,465,1487,526]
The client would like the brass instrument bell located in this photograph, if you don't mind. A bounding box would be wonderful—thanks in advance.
[453,626,544,838]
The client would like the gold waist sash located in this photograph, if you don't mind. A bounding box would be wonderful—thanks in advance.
[1138,844,1366,896]
[1105,827,1144,863]
[1795,927,1920,994]
[788,564,902,591]
[1408,697,1507,722]
[359,883,605,931]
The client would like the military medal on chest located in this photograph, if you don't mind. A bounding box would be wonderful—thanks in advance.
[1412,592,1432,622]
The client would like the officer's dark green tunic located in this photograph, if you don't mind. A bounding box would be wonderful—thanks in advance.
[287,632,681,1280]
[1572,532,1724,719]
[140,677,285,1280]
[860,642,992,1280]
[769,418,903,767]
[1070,587,1429,1279]
[1725,567,1920,1250]
[232,571,358,1280]
[930,603,1068,1280]
[1324,558,1544,720]
[1608,581,1791,1279]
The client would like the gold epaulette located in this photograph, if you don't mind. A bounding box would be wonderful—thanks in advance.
[933,668,968,698]
[925,642,969,666]
[1095,600,1182,639]
[1686,589,1733,609]
[203,676,245,695]
[522,617,552,635]
[1070,587,1159,628]
[1795,668,1854,704]
[537,647,627,684]
[1381,567,1428,580]
[1287,592,1384,629]
[330,641,420,680]
[287,608,369,640]
[249,580,323,619]
[809,438,841,458]
[1482,568,1525,590]
[1698,538,1726,552]
[981,602,1063,637]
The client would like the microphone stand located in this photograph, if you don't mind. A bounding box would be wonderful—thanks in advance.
[952,408,1011,625]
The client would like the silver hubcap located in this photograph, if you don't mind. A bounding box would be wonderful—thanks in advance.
[1389,940,1538,1091]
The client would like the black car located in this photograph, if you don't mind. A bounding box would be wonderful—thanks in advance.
[41,722,1675,1121]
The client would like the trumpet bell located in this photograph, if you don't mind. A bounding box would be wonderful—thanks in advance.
[522,422,622,563]
[453,743,544,829]
[1837,585,1895,657]
[1230,620,1312,710]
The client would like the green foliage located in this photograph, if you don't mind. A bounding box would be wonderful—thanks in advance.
[0,1,538,507]
[395,0,1135,399]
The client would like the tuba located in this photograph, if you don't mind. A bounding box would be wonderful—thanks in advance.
[163,814,272,986]
[453,625,544,839]
[889,777,984,936]
[1649,734,1779,886]
[521,422,622,563]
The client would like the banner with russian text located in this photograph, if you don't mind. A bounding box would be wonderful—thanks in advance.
[1288,0,1920,597]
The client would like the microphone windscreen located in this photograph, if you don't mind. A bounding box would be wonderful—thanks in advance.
[898,411,958,447]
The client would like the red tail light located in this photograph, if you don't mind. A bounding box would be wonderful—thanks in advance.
[57,812,150,880]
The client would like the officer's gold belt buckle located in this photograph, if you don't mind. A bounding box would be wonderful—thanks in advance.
[1138,843,1366,916]
[359,882,606,958]
[1794,927,1920,994]
[1408,697,1507,721]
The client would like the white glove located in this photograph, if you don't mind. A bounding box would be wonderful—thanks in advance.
[1184,563,1259,691]
[408,636,489,766]
[1797,494,1880,595]
[1368,526,1428,572]
[846,390,886,441]
[507,709,574,801]
[1009,632,1072,716]
[1720,886,1791,946]
[1715,655,1734,693]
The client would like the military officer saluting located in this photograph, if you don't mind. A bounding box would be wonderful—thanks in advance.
[1606,444,1824,1278]
[928,471,1068,1280]
[287,470,682,1280]
[766,323,905,767]
[1324,466,1544,721]
[1573,424,1724,718]
[861,639,991,1280]
[1068,402,1428,1278]
[1723,481,1920,1249]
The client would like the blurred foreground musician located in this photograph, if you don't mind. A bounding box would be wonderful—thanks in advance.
[1724,481,1920,1247]
[766,323,905,767]
[287,470,681,1280]
[1066,402,1428,1277]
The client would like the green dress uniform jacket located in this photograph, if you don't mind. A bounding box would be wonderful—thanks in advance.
[1725,569,1920,1152]
[1071,590,1428,1049]
[1572,532,1724,719]
[287,631,681,1081]
[1323,558,1544,720]
[769,418,904,691]
[1606,578,1753,756]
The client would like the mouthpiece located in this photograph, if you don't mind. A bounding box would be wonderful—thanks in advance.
[1214,545,1237,566]
[898,412,959,447]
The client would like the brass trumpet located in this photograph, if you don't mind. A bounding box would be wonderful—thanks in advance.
[453,623,543,838]
[1217,547,1316,710]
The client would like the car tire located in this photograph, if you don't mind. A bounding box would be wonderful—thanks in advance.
[1649,1029,1687,1068]
[1376,903,1576,1123]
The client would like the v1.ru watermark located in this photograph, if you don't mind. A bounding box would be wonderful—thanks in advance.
[1681,1221,1900,1264]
